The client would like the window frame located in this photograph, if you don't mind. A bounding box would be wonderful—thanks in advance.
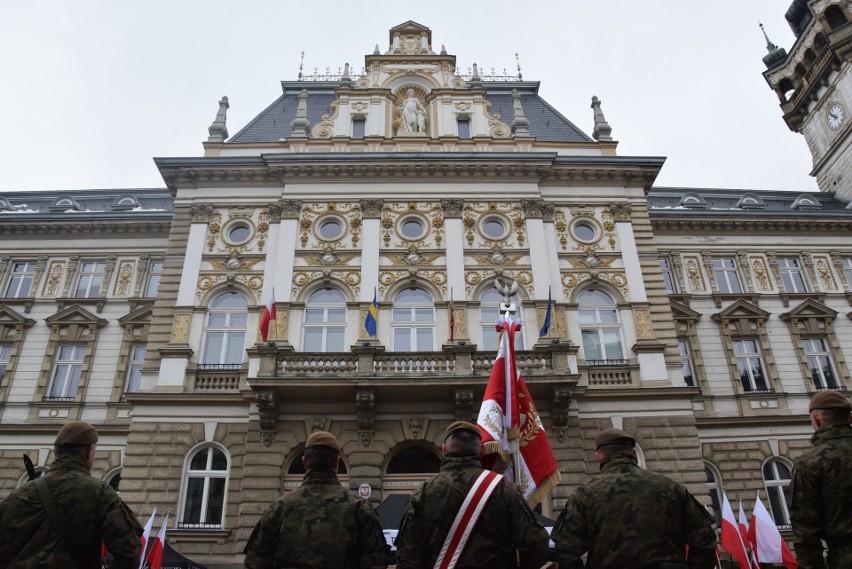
[179,445,230,529]
[4,261,37,298]
[352,117,366,139]
[47,344,86,400]
[704,462,723,528]
[802,336,840,390]
[479,289,524,351]
[678,339,695,387]
[843,258,852,289]
[578,289,625,365]
[391,287,436,352]
[659,257,678,294]
[124,343,146,393]
[302,288,348,353]
[74,260,106,298]
[762,458,793,528]
[456,116,471,138]
[778,256,809,293]
[712,257,743,294]
[144,259,164,298]
[0,343,11,382]
[733,338,770,392]
[200,292,248,367]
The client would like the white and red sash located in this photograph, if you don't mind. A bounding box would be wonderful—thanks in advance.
[433,470,503,569]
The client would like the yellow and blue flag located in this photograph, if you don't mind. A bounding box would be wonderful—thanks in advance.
[364,290,378,337]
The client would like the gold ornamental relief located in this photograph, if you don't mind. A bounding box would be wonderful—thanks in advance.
[377,269,447,297]
[291,270,360,299]
[381,202,443,248]
[113,260,135,296]
[633,308,654,339]
[207,210,224,252]
[751,258,772,291]
[300,202,361,249]
[464,202,526,248]
[536,305,564,338]
[170,313,191,344]
[684,256,706,292]
[42,261,66,297]
[815,256,839,290]
[554,209,569,250]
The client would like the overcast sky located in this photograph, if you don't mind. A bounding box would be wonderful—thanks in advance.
[1,1,817,193]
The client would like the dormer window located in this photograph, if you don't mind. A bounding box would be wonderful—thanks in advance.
[112,194,140,211]
[736,193,766,210]
[457,116,471,138]
[790,194,822,210]
[49,195,80,212]
[0,196,10,211]
[352,117,366,139]
[679,193,706,209]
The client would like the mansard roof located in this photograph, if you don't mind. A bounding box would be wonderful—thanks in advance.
[0,188,173,220]
[227,82,591,144]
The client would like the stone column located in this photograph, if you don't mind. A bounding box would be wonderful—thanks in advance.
[442,199,468,342]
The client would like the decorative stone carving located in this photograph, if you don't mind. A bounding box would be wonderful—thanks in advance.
[608,203,632,222]
[360,199,384,219]
[551,387,572,443]
[399,88,427,133]
[540,202,555,223]
[191,203,214,223]
[170,313,191,344]
[112,261,135,296]
[42,261,66,297]
[633,308,654,339]
[815,256,839,290]
[356,389,375,447]
[279,200,302,220]
[520,199,545,219]
[684,256,706,292]
[440,199,464,219]
[405,417,425,439]
[752,258,772,291]
[454,389,474,421]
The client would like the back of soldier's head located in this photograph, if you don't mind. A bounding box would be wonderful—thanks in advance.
[809,391,852,427]
[303,431,341,471]
[54,421,98,455]
[444,421,481,454]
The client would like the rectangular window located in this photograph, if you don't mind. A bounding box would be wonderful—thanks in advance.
[457,118,471,138]
[74,261,105,298]
[144,260,163,297]
[843,258,852,288]
[778,257,808,293]
[48,344,86,399]
[802,337,840,390]
[352,118,366,139]
[4,261,36,298]
[125,344,146,393]
[713,257,743,294]
[678,340,695,387]
[733,339,769,392]
[659,258,677,294]
[0,344,11,381]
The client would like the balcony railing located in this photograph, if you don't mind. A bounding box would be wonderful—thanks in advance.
[374,353,455,374]
[42,396,75,402]
[278,354,358,375]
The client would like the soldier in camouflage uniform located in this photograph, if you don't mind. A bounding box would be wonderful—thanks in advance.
[0,420,142,569]
[394,421,549,569]
[552,428,715,569]
[243,430,390,569]
[791,390,852,569]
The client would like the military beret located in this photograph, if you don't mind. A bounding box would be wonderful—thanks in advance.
[55,421,99,447]
[445,421,481,440]
[809,391,852,412]
[595,428,636,450]
[304,431,341,451]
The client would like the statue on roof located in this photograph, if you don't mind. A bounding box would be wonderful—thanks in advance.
[401,89,427,133]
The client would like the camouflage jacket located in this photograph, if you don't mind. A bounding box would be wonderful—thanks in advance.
[552,452,716,569]
[243,468,390,569]
[0,452,142,569]
[394,453,550,569]
[791,424,852,569]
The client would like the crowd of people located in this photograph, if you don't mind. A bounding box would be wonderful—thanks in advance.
[1,389,850,568]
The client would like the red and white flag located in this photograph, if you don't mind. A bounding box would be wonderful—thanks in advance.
[748,494,797,568]
[145,513,169,569]
[720,491,751,569]
[259,288,276,342]
[138,508,157,569]
[476,316,560,507]
[738,501,759,569]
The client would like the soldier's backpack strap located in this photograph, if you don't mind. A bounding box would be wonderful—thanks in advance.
[33,476,80,567]
[433,469,503,569]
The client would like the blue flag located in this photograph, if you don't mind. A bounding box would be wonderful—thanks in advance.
[364,290,378,337]
[539,288,552,337]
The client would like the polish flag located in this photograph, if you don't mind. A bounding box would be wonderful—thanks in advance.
[145,513,169,569]
[259,289,276,342]
[138,508,156,569]
[738,501,759,569]
[719,491,751,569]
[748,494,797,568]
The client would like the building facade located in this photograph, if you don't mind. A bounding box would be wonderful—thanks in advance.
[1,5,850,568]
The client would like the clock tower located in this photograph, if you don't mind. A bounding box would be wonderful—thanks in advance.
[763,0,852,199]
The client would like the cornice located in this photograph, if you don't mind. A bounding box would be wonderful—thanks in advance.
[696,414,809,428]
[0,220,171,236]
[650,217,852,233]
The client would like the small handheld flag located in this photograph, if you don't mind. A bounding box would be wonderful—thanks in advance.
[539,287,552,337]
[364,289,378,337]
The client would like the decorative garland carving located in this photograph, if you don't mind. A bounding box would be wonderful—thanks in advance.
[191,203,214,223]
[113,261,135,296]
[292,270,360,299]
[554,209,568,250]
[299,202,361,248]
[196,274,263,302]
[42,261,66,297]
[684,256,706,292]
[379,269,447,297]
[815,256,839,290]
[381,202,443,248]
[560,271,629,300]
[206,210,223,252]
[463,203,526,247]
[751,258,772,291]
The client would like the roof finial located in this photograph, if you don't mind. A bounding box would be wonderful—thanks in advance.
[470,63,481,87]
[290,89,311,137]
[515,53,523,81]
[590,96,612,141]
[511,89,530,136]
[759,21,778,52]
[207,96,229,143]
[298,51,305,81]
[341,62,351,86]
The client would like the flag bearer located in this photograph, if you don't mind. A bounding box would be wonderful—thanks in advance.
[791,390,852,569]
[552,428,715,569]
[0,421,142,569]
[395,421,549,569]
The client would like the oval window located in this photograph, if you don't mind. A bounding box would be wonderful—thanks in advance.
[400,218,425,240]
[318,218,344,240]
[572,221,597,242]
[482,217,506,239]
[227,223,251,243]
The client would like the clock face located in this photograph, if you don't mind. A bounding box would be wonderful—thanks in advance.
[827,103,845,131]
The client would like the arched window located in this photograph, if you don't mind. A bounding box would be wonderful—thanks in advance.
[704,462,723,528]
[578,289,624,364]
[201,292,248,366]
[479,288,524,351]
[392,287,435,351]
[763,458,793,527]
[386,447,441,474]
[180,446,229,528]
[303,288,347,352]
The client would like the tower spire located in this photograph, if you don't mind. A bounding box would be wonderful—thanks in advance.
[759,21,777,52]
[758,21,787,69]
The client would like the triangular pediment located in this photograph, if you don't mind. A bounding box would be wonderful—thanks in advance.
[118,303,154,327]
[712,299,769,321]
[780,298,838,321]
[670,300,701,321]
[390,21,431,36]
[45,305,107,328]
[0,305,35,328]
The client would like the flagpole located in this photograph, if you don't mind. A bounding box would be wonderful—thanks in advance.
[499,302,521,488]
